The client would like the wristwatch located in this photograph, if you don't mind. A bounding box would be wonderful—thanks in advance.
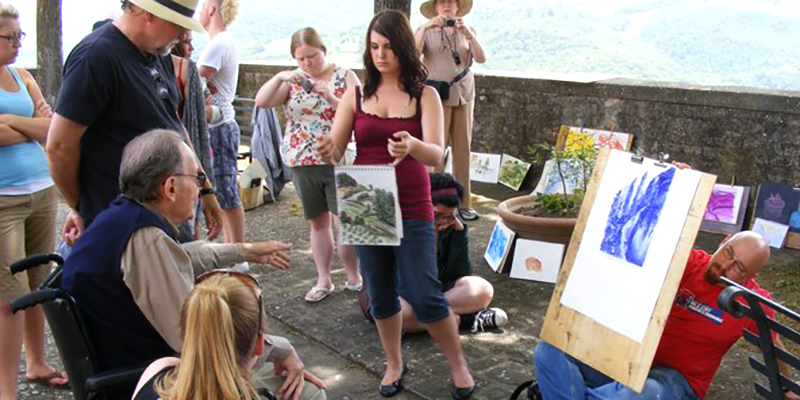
[199,187,215,197]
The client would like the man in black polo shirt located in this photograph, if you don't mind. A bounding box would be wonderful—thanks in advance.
[46,0,223,243]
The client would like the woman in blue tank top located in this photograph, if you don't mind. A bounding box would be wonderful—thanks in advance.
[0,4,68,397]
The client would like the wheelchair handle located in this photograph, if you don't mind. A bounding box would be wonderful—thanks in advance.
[10,254,63,275]
[9,289,58,314]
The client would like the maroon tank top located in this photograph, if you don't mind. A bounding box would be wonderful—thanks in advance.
[354,88,433,221]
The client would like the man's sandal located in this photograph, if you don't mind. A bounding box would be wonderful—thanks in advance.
[305,285,334,303]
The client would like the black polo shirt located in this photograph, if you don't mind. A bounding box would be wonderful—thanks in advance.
[56,23,183,224]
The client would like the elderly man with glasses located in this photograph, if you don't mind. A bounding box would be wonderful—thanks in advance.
[61,130,322,400]
[533,229,800,400]
[46,0,224,248]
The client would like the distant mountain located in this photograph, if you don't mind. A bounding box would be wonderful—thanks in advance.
[37,0,800,91]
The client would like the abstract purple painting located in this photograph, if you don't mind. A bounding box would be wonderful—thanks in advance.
[704,185,743,224]
[600,167,675,267]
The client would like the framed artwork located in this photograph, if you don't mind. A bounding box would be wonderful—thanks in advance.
[510,239,565,283]
[335,166,403,246]
[484,220,515,273]
[700,185,750,235]
[499,154,532,191]
[753,182,799,225]
[469,152,502,183]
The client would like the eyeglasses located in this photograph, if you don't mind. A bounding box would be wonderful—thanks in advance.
[0,31,25,43]
[145,65,170,100]
[195,269,263,334]
[434,211,456,223]
[173,172,207,187]
[723,244,748,279]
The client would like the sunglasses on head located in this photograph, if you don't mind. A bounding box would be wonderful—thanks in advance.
[195,269,263,333]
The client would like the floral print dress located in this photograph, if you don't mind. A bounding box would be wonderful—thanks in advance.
[281,65,348,167]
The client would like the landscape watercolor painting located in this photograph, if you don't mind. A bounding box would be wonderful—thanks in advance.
[560,150,702,342]
[600,168,675,267]
[335,166,403,246]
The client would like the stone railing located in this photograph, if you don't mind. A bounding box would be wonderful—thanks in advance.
[6,63,734,188]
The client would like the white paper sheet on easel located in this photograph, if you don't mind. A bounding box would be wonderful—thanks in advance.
[560,150,702,342]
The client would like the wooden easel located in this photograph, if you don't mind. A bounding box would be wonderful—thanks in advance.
[540,148,716,392]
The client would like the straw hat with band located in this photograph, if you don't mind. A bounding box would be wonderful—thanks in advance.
[129,0,205,33]
[420,0,473,19]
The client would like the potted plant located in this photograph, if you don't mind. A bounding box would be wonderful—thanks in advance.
[497,131,598,245]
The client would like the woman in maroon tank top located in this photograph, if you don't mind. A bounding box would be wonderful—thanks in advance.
[318,10,475,399]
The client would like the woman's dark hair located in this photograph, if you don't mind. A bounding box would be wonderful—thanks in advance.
[362,10,427,100]
[430,173,464,208]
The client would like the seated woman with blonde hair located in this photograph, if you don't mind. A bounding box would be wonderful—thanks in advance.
[132,272,326,400]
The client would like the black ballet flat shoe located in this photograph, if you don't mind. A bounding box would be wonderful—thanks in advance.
[379,364,408,398]
[451,382,476,399]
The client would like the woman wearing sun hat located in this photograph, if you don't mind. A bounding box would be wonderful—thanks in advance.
[415,0,486,222]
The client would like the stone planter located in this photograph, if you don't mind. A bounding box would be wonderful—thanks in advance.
[496,195,578,245]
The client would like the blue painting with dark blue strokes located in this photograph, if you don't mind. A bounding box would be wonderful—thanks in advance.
[487,223,509,265]
[600,167,676,267]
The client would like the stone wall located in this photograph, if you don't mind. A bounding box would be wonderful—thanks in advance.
[246,63,800,187]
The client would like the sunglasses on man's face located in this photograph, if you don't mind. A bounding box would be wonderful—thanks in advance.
[195,269,263,333]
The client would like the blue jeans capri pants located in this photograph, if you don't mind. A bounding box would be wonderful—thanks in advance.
[356,219,450,323]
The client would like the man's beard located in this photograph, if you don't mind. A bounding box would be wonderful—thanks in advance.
[155,40,178,57]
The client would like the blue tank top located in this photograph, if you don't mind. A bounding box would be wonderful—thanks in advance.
[0,66,51,194]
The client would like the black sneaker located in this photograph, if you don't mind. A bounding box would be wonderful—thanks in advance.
[471,307,508,332]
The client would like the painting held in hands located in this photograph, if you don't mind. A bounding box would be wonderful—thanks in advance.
[600,168,675,267]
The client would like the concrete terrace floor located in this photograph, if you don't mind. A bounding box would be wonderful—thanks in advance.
[18,180,797,399]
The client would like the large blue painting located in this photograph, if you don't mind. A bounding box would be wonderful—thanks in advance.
[600,167,675,266]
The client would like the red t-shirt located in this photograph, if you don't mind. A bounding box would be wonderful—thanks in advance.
[353,89,433,221]
[653,249,774,398]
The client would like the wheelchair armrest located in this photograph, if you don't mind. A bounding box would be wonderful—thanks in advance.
[10,254,63,275]
[84,363,149,393]
[9,290,58,314]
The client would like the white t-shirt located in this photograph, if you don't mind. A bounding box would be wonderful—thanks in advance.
[198,31,239,125]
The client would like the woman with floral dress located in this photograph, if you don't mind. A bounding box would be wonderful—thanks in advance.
[256,27,361,302]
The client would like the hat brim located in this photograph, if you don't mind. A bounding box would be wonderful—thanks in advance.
[130,0,205,33]
[420,0,473,19]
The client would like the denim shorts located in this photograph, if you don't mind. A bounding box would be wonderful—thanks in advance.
[209,121,240,177]
[209,121,241,210]
[356,219,450,324]
[291,165,338,220]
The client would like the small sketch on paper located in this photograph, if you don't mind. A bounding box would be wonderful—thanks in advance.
[600,167,676,267]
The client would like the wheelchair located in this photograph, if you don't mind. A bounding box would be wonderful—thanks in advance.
[10,253,148,400]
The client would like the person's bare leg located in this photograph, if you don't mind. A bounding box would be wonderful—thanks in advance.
[309,212,334,290]
[425,313,474,389]
[223,205,246,243]
[374,313,404,385]
[400,297,459,333]
[445,276,493,315]
[0,303,23,400]
[23,305,66,385]
[332,216,360,287]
